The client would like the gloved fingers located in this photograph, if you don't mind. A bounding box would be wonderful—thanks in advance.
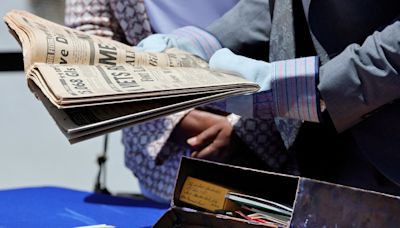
[132,46,146,52]
[134,34,208,60]
[209,48,249,76]
[170,35,209,60]
[210,48,272,91]
[135,34,170,52]
[210,48,266,76]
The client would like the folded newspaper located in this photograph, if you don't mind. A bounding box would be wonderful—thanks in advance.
[4,10,259,143]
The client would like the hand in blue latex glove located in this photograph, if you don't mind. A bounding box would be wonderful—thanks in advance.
[209,48,272,91]
[135,34,207,59]
[211,48,321,123]
[135,26,221,60]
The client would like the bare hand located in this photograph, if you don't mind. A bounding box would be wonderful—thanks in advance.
[169,109,227,145]
[187,119,234,162]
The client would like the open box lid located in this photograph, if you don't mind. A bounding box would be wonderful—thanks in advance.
[155,157,400,227]
[291,178,400,226]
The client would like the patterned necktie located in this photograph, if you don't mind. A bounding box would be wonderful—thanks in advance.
[109,0,152,45]
[269,0,303,148]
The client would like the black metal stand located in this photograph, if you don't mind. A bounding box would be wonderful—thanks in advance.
[94,134,111,195]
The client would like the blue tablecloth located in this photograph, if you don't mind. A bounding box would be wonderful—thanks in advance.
[0,186,169,227]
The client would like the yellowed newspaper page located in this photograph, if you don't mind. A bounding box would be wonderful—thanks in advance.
[4,10,262,143]
[4,10,207,70]
[31,80,243,143]
[28,63,259,108]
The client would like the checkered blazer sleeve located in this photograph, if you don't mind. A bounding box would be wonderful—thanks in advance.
[65,0,126,42]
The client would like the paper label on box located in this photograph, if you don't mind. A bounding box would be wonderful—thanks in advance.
[179,177,231,212]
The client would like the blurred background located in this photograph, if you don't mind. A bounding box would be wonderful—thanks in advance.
[0,0,140,194]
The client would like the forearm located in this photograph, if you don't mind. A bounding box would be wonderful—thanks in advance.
[272,19,400,132]
[122,110,190,163]
[269,56,320,122]
[319,19,400,131]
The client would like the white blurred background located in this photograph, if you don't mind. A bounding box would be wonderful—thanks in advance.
[0,0,140,194]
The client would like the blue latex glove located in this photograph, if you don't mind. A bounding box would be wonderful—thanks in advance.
[209,48,272,91]
[209,48,274,118]
[135,34,208,60]
[211,48,321,123]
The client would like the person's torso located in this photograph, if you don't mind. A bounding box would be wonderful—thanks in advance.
[294,0,400,192]
[306,0,400,58]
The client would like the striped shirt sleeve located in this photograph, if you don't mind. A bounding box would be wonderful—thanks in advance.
[270,56,320,122]
[172,26,222,60]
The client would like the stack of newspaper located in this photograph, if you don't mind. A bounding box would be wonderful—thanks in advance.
[4,10,259,143]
